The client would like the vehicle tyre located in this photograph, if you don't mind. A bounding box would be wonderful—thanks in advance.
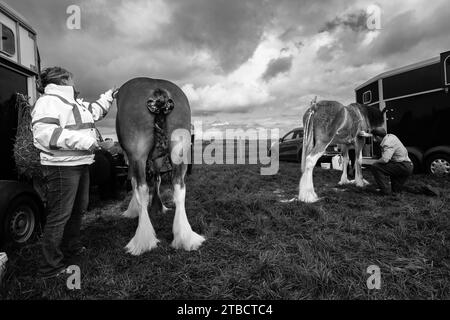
[3,195,40,244]
[425,153,450,176]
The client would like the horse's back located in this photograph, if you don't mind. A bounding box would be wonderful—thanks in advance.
[309,100,345,129]
[117,77,190,132]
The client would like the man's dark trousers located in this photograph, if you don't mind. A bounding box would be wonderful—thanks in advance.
[369,161,413,194]
[39,165,90,277]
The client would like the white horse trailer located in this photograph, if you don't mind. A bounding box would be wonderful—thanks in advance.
[0,1,43,245]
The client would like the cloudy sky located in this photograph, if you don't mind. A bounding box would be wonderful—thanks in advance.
[5,0,450,138]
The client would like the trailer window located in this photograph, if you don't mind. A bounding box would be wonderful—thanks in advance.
[362,90,372,104]
[1,24,15,56]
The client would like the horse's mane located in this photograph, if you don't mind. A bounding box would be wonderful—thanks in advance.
[352,103,384,128]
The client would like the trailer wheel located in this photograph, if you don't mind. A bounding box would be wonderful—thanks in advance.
[426,153,450,176]
[3,195,40,244]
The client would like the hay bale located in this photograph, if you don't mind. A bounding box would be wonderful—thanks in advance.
[13,94,43,180]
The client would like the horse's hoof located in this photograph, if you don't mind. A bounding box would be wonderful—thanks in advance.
[338,180,351,185]
[125,235,159,256]
[355,179,370,188]
[171,231,205,251]
[298,190,319,203]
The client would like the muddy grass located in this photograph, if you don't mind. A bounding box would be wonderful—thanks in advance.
[1,162,449,299]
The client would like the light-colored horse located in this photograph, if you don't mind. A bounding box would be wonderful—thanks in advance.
[116,77,205,255]
[298,100,384,203]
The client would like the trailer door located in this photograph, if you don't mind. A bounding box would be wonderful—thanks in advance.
[0,64,28,180]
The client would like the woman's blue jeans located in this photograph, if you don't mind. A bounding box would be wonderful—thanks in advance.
[39,165,90,276]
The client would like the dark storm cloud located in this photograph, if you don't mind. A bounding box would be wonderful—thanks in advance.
[157,0,271,73]
[3,0,450,132]
[3,0,73,35]
[320,10,370,33]
[368,6,450,60]
[261,56,293,81]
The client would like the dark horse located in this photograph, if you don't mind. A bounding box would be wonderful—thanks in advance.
[116,78,205,255]
[299,100,384,203]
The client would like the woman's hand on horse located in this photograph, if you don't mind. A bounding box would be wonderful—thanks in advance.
[111,86,119,100]
[359,131,372,138]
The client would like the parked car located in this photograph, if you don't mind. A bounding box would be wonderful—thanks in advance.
[270,127,340,163]
[90,129,129,200]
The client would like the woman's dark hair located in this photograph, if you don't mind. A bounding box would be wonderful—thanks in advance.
[38,67,73,93]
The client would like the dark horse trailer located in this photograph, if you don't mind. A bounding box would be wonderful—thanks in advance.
[356,50,450,175]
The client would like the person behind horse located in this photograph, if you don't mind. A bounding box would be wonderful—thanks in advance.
[32,66,115,278]
[369,127,413,195]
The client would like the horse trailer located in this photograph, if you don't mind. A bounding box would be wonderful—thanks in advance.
[356,50,450,175]
[0,1,43,245]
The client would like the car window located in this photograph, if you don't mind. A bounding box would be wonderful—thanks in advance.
[282,131,295,141]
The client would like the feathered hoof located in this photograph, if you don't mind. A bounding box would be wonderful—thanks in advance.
[355,179,370,187]
[338,179,352,186]
[171,231,205,251]
[125,235,159,256]
[298,190,319,203]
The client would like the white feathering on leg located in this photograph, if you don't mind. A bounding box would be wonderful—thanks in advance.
[123,178,139,218]
[298,154,321,203]
[171,184,205,251]
[125,184,159,255]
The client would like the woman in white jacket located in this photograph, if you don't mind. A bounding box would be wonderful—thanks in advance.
[32,67,115,278]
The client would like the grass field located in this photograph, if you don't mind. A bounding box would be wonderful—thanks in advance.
[1,160,449,300]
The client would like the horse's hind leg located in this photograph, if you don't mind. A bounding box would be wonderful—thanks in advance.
[123,177,139,218]
[150,175,169,214]
[125,159,159,255]
[354,137,370,187]
[339,145,352,185]
[298,143,327,203]
[170,142,205,250]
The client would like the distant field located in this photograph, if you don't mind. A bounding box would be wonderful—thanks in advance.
[1,159,449,299]
[194,139,274,165]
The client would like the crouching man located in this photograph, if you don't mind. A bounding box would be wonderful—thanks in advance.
[369,127,413,195]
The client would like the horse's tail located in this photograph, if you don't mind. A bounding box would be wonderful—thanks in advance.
[301,108,315,173]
